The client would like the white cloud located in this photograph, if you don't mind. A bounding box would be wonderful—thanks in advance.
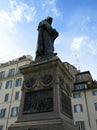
[0,27,23,62]
[42,0,60,16]
[71,36,86,51]
[0,1,36,27]
[0,10,14,27]
[70,36,97,56]
[88,40,97,55]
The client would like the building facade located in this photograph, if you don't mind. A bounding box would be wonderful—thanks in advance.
[71,71,97,130]
[0,55,32,130]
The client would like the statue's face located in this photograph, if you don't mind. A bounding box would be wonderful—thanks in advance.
[47,18,52,25]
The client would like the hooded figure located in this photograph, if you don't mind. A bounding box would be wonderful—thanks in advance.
[35,16,59,60]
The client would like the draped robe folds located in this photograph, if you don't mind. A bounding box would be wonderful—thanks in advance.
[36,20,58,58]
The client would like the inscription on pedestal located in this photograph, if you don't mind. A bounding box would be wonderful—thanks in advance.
[61,91,73,118]
[23,88,53,114]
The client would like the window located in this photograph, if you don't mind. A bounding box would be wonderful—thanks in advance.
[75,121,85,130]
[5,80,12,89]
[16,66,21,74]
[79,75,83,80]
[8,68,15,77]
[73,93,81,98]
[0,108,6,118]
[11,107,18,117]
[15,91,19,100]
[4,93,9,102]
[0,71,5,79]
[94,102,97,111]
[75,84,85,90]
[0,83,2,90]
[74,104,83,113]
[93,90,97,96]
[15,78,22,87]
[0,125,3,130]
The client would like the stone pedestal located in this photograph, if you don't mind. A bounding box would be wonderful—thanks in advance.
[8,56,78,130]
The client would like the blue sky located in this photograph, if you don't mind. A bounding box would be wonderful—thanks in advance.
[0,0,97,80]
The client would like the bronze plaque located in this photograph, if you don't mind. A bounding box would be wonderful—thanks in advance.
[61,91,73,118]
[23,88,53,114]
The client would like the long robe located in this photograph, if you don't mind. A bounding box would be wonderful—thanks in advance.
[36,20,58,57]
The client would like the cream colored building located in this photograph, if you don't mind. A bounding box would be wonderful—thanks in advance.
[71,71,97,130]
[0,55,32,130]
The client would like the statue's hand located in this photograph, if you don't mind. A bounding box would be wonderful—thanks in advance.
[52,29,57,33]
[52,29,59,35]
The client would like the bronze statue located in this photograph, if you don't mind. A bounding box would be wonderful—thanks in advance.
[35,16,59,60]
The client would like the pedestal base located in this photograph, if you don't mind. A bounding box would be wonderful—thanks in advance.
[8,118,78,130]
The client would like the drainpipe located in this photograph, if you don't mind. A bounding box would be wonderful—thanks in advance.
[84,85,91,129]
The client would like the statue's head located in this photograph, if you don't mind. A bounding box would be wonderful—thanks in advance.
[45,16,53,25]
